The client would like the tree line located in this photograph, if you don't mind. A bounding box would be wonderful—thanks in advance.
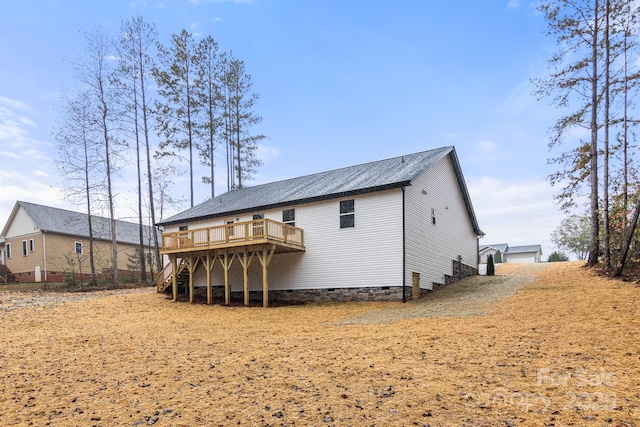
[537,0,640,276]
[54,17,265,286]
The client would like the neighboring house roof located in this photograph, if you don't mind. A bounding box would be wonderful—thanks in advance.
[479,243,508,253]
[158,146,483,235]
[479,243,542,255]
[506,245,542,254]
[1,201,158,246]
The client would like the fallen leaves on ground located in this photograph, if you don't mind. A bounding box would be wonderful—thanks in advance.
[0,261,639,426]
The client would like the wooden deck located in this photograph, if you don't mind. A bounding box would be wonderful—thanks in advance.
[157,219,304,307]
[160,218,304,255]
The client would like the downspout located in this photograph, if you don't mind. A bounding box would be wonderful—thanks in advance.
[42,231,47,281]
[402,187,406,303]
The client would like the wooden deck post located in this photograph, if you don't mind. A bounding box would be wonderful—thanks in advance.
[171,256,177,302]
[257,245,275,308]
[186,256,200,304]
[204,251,217,305]
[238,247,255,306]
[218,249,236,306]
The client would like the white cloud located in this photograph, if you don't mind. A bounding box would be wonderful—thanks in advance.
[468,176,572,259]
[477,140,498,151]
[0,96,62,226]
[257,144,281,163]
[507,0,521,9]
[0,96,31,112]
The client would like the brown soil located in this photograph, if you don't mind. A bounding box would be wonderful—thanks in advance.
[1,262,639,426]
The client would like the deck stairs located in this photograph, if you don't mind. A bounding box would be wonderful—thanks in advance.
[0,264,16,284]
[156,258,189,293]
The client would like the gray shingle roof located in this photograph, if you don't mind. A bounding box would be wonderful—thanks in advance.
[10,201,158,246]
[506,245,542,254]
[479,243,509,253]
[159,146,482,235]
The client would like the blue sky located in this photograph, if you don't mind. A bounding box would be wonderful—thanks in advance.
[0,0,574,258]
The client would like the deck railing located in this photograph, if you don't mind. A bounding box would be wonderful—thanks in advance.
[161,219,304,253]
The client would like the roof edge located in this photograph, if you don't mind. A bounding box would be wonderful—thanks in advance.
[157,181,410,227]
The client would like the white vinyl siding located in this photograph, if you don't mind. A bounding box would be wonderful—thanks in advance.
[404,155,478,289]
[185,190,404,291]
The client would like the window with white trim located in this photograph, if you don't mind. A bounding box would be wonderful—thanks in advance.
[339,199,355,229]
[75,242,83,254]
[282,209,295,226]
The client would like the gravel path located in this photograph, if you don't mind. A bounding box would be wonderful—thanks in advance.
[0,263,550,316]
[0,287,155,311]
[341,263,552,324]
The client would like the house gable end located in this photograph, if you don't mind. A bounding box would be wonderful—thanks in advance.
[1,203,39,239]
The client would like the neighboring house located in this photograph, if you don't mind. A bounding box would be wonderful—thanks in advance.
[0,201,159,283]
[479,243,542,264]
[157,146,484,307]
[478,243,508,264]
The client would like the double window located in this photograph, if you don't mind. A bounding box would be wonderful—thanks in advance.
[340,199,355,229]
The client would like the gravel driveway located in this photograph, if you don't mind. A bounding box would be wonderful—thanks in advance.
[341,263,551,324]
[0,287,154,311]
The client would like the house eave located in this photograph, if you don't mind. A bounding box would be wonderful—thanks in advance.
[157,182,411,227]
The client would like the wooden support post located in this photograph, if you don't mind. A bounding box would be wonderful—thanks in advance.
[218,249,236,306]
[171,256,177,302]
[187,257,193,303]
[257,245,275,308]
[205,251,216,305]
[412,272,420,300]
[238,247,255,306]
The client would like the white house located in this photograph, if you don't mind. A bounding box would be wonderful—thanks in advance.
[479,243,542,264]
[156,146,484,306]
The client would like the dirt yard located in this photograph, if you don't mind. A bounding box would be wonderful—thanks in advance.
[1,262,639,426]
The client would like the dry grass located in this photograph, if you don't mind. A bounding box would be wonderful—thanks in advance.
[1,262,639,426]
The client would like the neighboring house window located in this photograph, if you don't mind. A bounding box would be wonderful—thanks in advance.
[340,199,355,229]
[22,240,27,256]
[29,239,34,252]
[282,209,295,226]
[178,225,188,231]
[6,243,10,259]
[75,242,83,255]
[431,208,436,225]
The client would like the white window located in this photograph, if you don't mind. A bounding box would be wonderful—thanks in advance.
[282,209,295,226]
[22,240,27,256]
[29,239,34,252]
[6,243,11,259]
[75,242,83,254]
[226,219,235,237]
[339,199,355,229]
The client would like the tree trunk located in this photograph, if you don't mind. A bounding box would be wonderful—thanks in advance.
[613,192,640,277]
[587,0,600,266]
[603,0,610,268]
